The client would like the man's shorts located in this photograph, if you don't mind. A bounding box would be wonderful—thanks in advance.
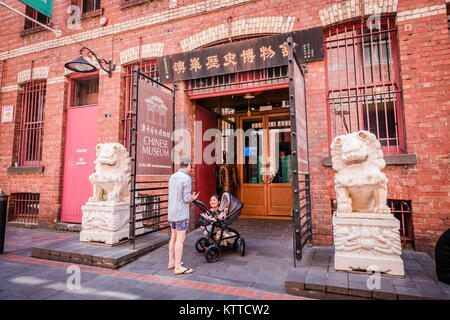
[169,219,189,231]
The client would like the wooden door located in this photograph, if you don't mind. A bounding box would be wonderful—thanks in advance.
[239,116,268,215]
[266,113,293,215]
[238,112,293,217]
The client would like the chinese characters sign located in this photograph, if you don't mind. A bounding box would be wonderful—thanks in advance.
[20,0,53,18]
[158,27,323,83]
[136,79,173,175]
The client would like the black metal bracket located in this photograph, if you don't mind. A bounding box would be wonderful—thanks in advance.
[80,47,115,78]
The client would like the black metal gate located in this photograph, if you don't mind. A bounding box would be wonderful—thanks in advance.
[287,37,313,265]
[128,66,175,249]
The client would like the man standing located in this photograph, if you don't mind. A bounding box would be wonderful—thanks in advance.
[167,157,199,275]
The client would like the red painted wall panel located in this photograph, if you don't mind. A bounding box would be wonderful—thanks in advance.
[195,105,218,218]
[60,106,98,223]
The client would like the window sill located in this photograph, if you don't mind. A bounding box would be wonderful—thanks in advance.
[322,154,417,167]
[81,8,104,20]
[120,0,152,10]
[20,23,53,37]
[7,166,44,175]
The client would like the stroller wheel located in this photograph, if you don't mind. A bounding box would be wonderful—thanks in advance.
[195,237,209,253]
[239,238,246,256]
[205,245,221,263]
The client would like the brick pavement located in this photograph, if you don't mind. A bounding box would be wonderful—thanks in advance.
[0,219,311,300]
[285,246,450,300]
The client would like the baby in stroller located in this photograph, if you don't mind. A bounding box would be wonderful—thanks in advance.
[194,192,245,262]
[201,195,233,245]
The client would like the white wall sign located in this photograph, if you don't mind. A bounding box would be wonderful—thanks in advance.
[1,105,14,123]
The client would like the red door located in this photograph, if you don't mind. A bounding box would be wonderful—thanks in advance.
[195,105,218,217]
[61,106,98,223]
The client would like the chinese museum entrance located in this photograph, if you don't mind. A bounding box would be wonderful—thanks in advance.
[238,112,293,217]
[195,88,293,218]
[157,27,323,222]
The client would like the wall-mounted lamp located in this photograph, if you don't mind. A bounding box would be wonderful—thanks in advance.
[64,47,115,78]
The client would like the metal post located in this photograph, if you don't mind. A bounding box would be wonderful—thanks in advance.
[129,66,139,250]
[172,84,176,173]
[0,190,9,254]
[287,37,303,262]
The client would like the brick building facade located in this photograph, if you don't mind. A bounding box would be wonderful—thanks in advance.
[0,0,449,257]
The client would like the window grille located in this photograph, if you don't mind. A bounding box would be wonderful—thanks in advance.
[24,6,51,30]
[123,60,159,150]
[388,199,414,249]
[10,193,40,224]
[72,0,101,13]
[18,81,46,167]
[324,17,404,154]
[187,66,288,96]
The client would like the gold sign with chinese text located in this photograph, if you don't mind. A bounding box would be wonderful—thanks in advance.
[158,27,323,83]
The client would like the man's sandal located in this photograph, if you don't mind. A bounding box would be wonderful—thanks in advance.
[174,267,194,275]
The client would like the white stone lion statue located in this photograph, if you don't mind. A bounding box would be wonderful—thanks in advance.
[88,143,131,203]
[330,130,390,214]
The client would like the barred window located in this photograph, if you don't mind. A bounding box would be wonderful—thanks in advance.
[324,17,404,154]
[9,193,40,224]
[188,66,288,92]
[122,60,159,151]
[24,6,50,30]
[18,81,46,167]
[388,199,414,249]
[71,0,101,13]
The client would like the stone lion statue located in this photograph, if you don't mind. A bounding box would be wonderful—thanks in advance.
[88,143,131,203]
[330,130,390,214]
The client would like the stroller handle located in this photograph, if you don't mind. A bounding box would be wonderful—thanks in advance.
[193,199,224,220]
[193,200,217,217]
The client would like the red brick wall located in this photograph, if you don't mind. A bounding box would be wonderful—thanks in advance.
[393,0,450,255]
[0,0,448,256]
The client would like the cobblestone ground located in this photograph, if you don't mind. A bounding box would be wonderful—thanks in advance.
[0,219,311,300]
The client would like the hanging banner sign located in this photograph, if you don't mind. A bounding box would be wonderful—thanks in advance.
[158,26,323,83]
[136,79,173,175]
[292,56,309,173]
[20,0,53,18]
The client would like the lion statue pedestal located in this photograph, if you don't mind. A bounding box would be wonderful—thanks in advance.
[331,131,404,276]
[79,143,131,245]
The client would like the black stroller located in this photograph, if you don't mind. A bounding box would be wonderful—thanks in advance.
[193,192,245,263]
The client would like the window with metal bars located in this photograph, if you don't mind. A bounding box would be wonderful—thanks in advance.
[331,198,414,249]
[122,60,159,151]
[388,199,414,249]
[187,66,288,96]
[17,81,46,167]
[9,193,40,224]
[324,17,405,154]
[71,0,101,13]
[24,5,51,30]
